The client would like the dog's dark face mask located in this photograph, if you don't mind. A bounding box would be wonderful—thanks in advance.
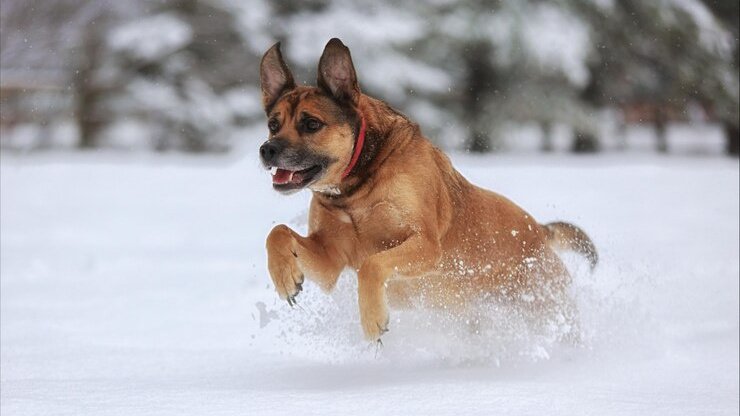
[258,39,361,195]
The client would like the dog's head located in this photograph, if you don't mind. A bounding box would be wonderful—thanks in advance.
[259,38,363,195]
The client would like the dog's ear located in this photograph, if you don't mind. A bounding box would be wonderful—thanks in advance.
[260,42,296,112]
[317,38,360,104]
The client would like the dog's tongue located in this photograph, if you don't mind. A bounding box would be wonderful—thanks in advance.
[272,168,292,184]
[272,168,303,185]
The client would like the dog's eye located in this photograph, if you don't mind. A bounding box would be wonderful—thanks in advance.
[268,119,280,134]
[304,118,323,133]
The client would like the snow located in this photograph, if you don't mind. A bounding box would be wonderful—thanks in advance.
[108,13,193,62]
[668,0,734,56]
[1,151,738,415]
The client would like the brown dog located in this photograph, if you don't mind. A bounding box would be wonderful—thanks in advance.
[260,38,597,342]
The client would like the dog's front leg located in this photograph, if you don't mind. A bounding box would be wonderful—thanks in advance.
[266,224,346,305]
[357,233,441,341]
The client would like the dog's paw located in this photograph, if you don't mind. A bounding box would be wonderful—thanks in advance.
[357,261,390,341]
[268,250,304,305]
[360,301,390,341]
[266,226,304,305]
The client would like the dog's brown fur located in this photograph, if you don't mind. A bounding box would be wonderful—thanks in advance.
[260,39,597,341]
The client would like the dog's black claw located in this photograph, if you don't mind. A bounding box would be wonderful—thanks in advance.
[287,296,295,307]
[296,282,303,292]
[368,337,384,358]
[374,338,384,358]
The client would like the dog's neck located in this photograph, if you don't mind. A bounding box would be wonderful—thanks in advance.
[313,95,417,205]
[341,116,367,179]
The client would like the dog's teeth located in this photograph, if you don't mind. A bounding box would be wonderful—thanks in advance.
[270,167,277,175]
[288,171,295,182]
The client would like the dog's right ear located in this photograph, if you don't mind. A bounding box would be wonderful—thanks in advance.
[260,42,296,112]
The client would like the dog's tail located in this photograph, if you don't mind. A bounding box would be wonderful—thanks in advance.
[543,221,598,271]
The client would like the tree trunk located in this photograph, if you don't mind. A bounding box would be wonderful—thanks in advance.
[541,121,554,152]
[76,81,104,149]
[654,107,668,153]
[466,130,490,153]
[726,121,739,156]
[74,12,109,149]
[615,120,628,151]
[461,41,497,153]
[572,129,599,153]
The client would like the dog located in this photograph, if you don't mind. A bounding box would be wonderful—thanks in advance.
[259,38,597,342]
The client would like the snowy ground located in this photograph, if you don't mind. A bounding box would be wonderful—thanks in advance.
[1,151,738,415]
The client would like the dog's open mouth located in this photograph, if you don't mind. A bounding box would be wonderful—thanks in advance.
[270,165,323,191]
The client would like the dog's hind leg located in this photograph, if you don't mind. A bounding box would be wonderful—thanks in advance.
[523,250,582,345]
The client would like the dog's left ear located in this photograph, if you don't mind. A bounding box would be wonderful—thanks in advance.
[317,38,360,104]
[260,42,296,112]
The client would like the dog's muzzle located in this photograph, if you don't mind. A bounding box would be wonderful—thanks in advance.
[259,139,327,193]
[259,140,285,166]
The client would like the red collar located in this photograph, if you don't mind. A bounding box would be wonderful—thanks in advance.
[341,117,366,179]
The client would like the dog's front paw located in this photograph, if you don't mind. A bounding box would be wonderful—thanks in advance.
[358,262,390,341]
[270,254,304,306]
[266,225,304,305]
[360,304,389,341]
[359,296,390,341]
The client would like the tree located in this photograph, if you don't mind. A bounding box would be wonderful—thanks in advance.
[698,0,739,155]
[570,0,739,154]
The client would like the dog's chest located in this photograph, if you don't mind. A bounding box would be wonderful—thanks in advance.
[345,201,411,251]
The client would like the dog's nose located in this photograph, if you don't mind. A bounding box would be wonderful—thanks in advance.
[259,140,283,165]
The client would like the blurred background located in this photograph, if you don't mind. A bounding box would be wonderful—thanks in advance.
[1,0,738,156]
[2,3,739,414]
